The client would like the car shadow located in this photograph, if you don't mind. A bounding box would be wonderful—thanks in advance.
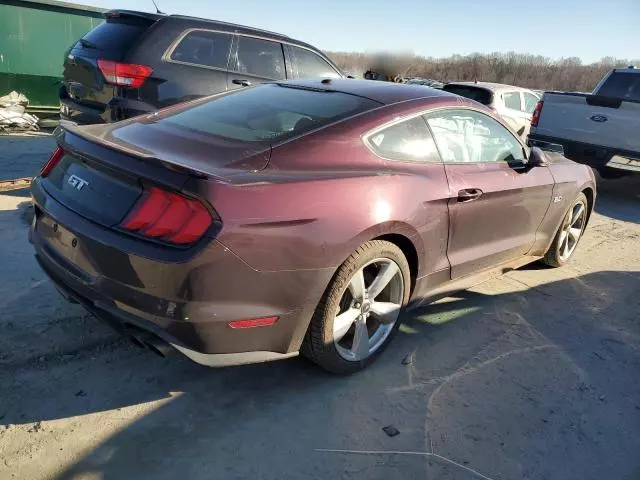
[593,175,639,223]
[3,270,635,480]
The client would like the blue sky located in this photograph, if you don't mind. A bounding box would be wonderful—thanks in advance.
[69,0,638,63]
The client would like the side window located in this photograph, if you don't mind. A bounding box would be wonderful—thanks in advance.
[523,92,539,113]
[234,36,286,79]
[367,117,440,162]
[503,91,522,111]
[290,46,341,79]
[170,31,232,69]
[425,109,524,164]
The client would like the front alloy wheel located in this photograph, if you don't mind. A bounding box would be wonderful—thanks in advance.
[543,192,589,267]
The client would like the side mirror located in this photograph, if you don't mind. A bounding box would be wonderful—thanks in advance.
[507,158,527,170]
[527,147,550,168]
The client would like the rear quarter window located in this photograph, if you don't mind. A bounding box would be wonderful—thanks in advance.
[367,117,440,162]
[169,30,232,69]
[157,84,380,143]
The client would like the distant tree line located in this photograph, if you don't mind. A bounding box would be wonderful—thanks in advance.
[326,51,639,92]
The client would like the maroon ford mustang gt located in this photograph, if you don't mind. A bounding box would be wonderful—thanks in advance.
[30,79,596,374]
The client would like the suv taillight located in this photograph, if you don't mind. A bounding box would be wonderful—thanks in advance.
[531,100,544,127]
[120,187,213,245]
[41,146,64,177]
[98,59,153,88]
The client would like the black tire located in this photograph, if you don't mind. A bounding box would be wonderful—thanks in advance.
[303,240,411,374]
[542,192,589,268]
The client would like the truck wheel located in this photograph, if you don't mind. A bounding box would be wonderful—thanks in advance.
[542,193,589,268]
[303,240,410,374]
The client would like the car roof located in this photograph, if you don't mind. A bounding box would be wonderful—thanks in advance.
[445,81,536,93]
[107,10,320,50]
[279,78,455,105]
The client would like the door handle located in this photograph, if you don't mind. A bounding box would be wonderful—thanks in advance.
[457,188,483,202]
[232,79,252,87]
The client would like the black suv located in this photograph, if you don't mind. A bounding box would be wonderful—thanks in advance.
[60,10,344,124]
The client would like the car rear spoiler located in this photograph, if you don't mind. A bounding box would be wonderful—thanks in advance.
[55,121,238,182]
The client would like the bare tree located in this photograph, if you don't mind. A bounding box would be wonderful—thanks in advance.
[327,51,639,91]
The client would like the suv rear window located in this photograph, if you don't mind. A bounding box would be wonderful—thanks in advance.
[79,16,153,52]
[443,85,493,105]
[158,84,380,142]
[597,72,640,102]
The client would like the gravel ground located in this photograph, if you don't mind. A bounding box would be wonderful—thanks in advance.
[0,135,638,480]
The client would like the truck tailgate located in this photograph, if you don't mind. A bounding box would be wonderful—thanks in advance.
[534,93,640,152]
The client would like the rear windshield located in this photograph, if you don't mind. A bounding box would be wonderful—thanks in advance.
[79,16,152,52]
[596,73,640,102]
[443,85,493,105]
[158,84,381,142]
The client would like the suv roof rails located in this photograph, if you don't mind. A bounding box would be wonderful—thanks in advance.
[168,14,290,38]
[104,10,292,40]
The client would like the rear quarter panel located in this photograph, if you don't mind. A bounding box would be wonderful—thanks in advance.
[205,105,453,278]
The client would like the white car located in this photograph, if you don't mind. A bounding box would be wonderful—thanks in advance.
[443,82,541,138]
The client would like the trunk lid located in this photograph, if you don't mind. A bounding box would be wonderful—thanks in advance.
[64,119,273,177]
[40,120,270,229]
[42,149,143,227]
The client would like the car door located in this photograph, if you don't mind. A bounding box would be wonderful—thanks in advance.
[501,91,530,137]
[158,29,233,105]
[286,45,342,79]
[424,108,554,279]
[227,34,287,90]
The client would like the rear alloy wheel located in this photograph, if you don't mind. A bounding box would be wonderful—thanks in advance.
[542,193,588,267]
[304,240,410,374]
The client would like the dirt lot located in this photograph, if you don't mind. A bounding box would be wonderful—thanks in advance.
[0,135,638,480]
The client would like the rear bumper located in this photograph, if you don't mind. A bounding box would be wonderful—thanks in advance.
[60,87,157,125]
[29,185,333,366]
[528,133,640,173]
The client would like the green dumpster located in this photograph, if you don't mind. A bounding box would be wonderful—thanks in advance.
[0,0,104,111]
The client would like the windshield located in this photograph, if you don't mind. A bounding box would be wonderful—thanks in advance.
[158,84,381,143]
[443,85,493,105]
[596,72,640,101]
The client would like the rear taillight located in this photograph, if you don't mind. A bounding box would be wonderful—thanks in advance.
[98,59,153,88]
[531,100,544,127]
[41,146,64,177]
[121,186,213,245]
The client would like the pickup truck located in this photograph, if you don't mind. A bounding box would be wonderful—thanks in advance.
[528,67,640,178]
